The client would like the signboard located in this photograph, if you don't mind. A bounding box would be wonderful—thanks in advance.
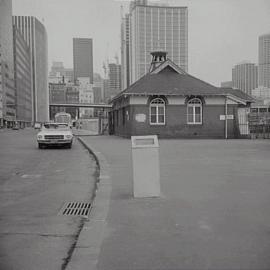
[226,115,234,120]
[220,115,234,120]
[135,114,146,123]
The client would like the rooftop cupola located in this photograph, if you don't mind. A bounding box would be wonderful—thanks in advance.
[149,50,168,72]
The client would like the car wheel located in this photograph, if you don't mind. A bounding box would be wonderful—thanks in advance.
[67,142,72,149]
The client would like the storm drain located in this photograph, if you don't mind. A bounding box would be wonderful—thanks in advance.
[60,202,91,217]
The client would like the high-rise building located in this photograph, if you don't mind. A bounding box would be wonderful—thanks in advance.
[94,73,104,102]
[13,16,49,123]
[123,0,188,85]
[252,86,270,104]
[258,33,270,88]
[121,14,130,90]
[0,0,15,127]
[105,63,121,102]
[232,62,258,95]
[73,38,93,84]
[13,27,32,126]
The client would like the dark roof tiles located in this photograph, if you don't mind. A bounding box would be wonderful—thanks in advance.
[112,64,254,103]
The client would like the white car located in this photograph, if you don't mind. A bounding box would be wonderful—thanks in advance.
[37,123,73,149]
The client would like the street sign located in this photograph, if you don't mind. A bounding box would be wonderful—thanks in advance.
[220,115,234,120]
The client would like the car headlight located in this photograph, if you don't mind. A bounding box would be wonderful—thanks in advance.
[37,135,43,139]
[66,135,72,139]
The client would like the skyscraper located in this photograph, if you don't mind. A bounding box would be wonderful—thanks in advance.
[258,33,270,88]
[123,0,188,85]
[73,38,93,84]
[0,0,15,127]
[232,62,258,95]
[13,16,49,123]
[13,26,32,125]
[121,14,130,90]
[105,63,121,102]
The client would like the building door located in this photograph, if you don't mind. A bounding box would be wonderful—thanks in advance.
[108,112,114,135]
[238,108,250,136]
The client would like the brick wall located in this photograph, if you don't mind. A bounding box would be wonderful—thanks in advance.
[113,104,239,139]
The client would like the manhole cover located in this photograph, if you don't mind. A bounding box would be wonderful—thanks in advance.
[60,202,91,217]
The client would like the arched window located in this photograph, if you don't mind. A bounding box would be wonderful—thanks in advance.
[150,98,165,125]
[187,98,202,124]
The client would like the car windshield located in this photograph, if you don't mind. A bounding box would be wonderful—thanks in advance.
[42,123,69,130]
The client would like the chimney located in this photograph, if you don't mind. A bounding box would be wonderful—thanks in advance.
[149,50,167,72]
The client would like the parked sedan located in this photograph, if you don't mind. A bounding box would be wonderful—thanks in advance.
[37,123,73,149]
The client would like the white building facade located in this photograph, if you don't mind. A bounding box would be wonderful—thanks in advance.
[126,1,188,85]
[77,77,94,118]
[232,62,258,95]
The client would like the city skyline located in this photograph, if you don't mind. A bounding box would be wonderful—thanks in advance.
[12,0,270,87]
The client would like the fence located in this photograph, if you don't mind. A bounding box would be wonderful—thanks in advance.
[248,112,270,139]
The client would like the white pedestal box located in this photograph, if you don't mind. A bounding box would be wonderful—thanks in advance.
[131,135,160,198]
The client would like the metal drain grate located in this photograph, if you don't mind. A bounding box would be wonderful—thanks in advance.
[60,202,91,217]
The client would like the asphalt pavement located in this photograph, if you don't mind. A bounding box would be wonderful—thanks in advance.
[2,129,270,270]
[70,135,270,270]
[0,128,98,270]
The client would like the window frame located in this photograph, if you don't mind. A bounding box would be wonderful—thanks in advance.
[187,98,202,125]
[149,98,166,125]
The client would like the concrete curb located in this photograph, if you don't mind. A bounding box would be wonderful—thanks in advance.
[66,137,112,270]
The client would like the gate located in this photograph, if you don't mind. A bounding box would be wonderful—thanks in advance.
[248,113,270,139]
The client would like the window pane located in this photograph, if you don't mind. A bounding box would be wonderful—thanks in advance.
[195,106,201,114]
[158,106,164,114]
[187,106,193,114]
[158,115,164,123]
[151,115,157,123]
[195,114,201,123]
[187,114,193,123]
[151,106,156,115]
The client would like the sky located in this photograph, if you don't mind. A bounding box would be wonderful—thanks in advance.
[12,0,270,87]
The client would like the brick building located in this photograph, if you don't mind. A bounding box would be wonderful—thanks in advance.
[109,51,253,138]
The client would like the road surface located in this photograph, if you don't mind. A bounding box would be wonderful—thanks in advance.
[0,128,97,270]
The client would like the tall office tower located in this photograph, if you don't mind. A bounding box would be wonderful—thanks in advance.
[13,16,49,123]
[0,0,15,127]
[258,33,270,88]
[105,63,121,101]
[94,72,104,102]
[13,27,32,126]
[73,38,93,84]
[124,0,188,84]
[121,14,130,90]
[232,62,258,95]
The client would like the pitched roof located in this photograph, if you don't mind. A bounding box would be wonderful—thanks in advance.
[111,60,254,103]
[219,87,254,102]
